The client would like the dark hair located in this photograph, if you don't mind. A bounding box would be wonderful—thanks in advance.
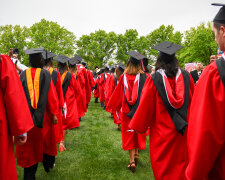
[115,67,124,80]
[57,62,68,75]
[29,54,44,68]
[213,22,225,31]
[155,52,178,77]
[111,68,115,73]
[104,67,109,73]
[44,58,53,67]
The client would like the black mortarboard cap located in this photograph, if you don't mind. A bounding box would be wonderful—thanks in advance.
[81,61,87,66]
[152,41,183,56]
[127,51,146,64]
[74,55,82,63]
[212,3,225,24]
[54,55,70,64]
[117,62,125,70]
[42,51,56,60]
[13,48,20,55]
[24,48,45,55]
[68,58,80,65]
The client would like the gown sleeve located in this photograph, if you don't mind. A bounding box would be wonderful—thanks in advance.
[0,55,33,136]
[107,76,123,112]
[186,63,225,179]
[129,76,156,133]
[56,72,64,109]
[47,79,59,116]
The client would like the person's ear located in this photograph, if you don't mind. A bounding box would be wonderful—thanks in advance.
[220,26,225,37]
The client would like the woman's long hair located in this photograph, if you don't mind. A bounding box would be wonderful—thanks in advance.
[68,64,78,76]
[155,52,179,77]
[115,67,124,80]
[124,60,144,75]
[57,62,68,75]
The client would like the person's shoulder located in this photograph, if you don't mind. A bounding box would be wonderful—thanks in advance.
[202,61,218,75]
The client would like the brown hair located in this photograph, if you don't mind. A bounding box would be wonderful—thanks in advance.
[68,64,78,76]
[124,61,144,75]
[213,22,225,32]
[115,67,124,80]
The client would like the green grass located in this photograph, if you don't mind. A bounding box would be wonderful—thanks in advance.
[17,96,154,180]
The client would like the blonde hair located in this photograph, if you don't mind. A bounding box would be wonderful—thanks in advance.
[124,61,144,75]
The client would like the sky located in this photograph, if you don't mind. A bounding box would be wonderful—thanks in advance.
[0,0,224,38]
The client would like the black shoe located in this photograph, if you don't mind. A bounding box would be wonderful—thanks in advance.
[95,98,99,103]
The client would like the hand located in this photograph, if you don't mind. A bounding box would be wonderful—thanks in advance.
[14,135,27,145]
[52,115,58,125]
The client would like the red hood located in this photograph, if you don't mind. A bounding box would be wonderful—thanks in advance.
[158,69,185,109]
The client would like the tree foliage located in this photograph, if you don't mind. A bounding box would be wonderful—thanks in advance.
[0,25,29,63]
[76,30,117,69]
[179,22,217,66]
[28,19,76,57]
[0,20,218,69]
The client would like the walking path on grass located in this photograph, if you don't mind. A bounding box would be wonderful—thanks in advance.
[17,96,154,180]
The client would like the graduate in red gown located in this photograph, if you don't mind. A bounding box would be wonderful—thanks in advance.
[107,51,147,173]
[16,48,59,180]
[106,63,125,130]
[86,64,95,107]
[77,60,89,110]
[0,54,33,180]
[93,69,101,103]
[68,57,84,120]
[129,42,195,180]
[99,67,110,109]
[54,55,80,152]
[105,66,116,116]
[42,51,64,172]
[72,55,87,120]
[186,4,225,179]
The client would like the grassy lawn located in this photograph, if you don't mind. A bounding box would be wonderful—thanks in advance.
[17,96,154,180]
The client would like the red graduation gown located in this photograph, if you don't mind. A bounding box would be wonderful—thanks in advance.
[43,72,64,156]
[54,72,64,143]
[94,76,100,98]
[99,73,110,103]
[129,74,195,180]
[72,73,84,118]
[105,74,113,112]
[87,70,95,103]
[186,62,225,180]
[76,72,86,117]
[106,74,121,124]
[107,74,146,150]
[62,74,80,130]
[16,70,59,168]
[77,66,88,111]
[78,66,89,106]
[0,55,33,180]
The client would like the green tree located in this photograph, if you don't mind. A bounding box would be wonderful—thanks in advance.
[115,29,139,64]
[0,25,29,64]
[28,19,76,60]
[179,22,217,67]
[146,25,183,63]
[76,30,117,69]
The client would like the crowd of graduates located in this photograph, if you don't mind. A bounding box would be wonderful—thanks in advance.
[2,3,225,180]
